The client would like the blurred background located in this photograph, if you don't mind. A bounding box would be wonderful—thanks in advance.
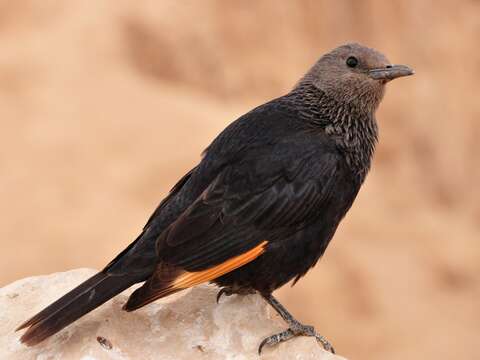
[0,1,479,359]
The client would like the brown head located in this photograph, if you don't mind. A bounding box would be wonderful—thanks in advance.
[300,43,414,113]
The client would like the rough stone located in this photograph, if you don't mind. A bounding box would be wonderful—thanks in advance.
[0,269,346,360]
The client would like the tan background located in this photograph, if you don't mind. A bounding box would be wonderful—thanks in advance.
[0,1,479,359]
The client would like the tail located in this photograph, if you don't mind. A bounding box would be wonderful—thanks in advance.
[16,271,140,346]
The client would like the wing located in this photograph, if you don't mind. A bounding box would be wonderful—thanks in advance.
[124,135,343,310]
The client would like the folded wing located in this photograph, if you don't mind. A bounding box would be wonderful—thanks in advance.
[124,137,342,311]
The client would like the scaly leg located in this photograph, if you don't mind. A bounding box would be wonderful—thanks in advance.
[259,293,335,355]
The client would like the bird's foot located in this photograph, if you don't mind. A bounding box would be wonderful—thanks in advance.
[216,288,234,303]
[259,293,335,355]
[258,320,335,355]
[216,286,256,303]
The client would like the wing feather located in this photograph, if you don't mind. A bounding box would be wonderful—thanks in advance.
[124,136,342,310]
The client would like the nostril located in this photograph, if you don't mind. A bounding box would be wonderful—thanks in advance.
[386,64,393,68]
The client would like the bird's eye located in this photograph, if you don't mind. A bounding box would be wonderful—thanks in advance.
[346,56,358,68]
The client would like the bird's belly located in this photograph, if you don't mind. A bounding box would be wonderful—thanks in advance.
[213,219,340,294]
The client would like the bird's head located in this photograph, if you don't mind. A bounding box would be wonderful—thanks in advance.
[302,43,414,113]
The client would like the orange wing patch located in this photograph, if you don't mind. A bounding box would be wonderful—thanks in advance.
[123,240,268,311]
[172,240,268,289]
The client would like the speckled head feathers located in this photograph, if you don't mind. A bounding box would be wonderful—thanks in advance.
[299,43,413,113]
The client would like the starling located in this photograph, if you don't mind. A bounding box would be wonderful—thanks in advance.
[16,43,414,353]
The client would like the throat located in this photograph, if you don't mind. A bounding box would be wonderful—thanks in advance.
[326,108,378,181]
[286,83,379,181]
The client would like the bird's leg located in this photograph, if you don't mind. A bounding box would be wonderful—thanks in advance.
[258,293,335,355]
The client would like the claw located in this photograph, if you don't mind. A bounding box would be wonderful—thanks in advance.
[316,334,335,353]
[258,337,268,355]
[216,289,226,304]
[216,288,232,304]
[258,329,294,355]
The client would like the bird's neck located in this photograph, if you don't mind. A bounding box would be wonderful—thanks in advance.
[287,83,378,182]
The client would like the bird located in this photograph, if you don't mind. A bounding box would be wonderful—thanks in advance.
[16,43,413,354]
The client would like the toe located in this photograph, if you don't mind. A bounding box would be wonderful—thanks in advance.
[258,329,294,355]
[315,335,335,353]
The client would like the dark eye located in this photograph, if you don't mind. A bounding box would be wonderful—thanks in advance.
[346,56,358,68]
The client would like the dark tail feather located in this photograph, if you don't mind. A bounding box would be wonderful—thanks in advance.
[123,284,183,312]
[123,262,183,312]
[16,271,139,346]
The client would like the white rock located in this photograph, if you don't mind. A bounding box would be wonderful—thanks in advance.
[0,269,346,360]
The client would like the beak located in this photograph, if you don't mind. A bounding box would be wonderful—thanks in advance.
[369,64,414,81]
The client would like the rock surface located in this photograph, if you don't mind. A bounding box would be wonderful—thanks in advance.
[0,269,346,360]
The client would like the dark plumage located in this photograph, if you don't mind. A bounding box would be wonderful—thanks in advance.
[17,43,413,352]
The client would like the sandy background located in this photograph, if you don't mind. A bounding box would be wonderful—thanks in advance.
[0,1,479,359]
